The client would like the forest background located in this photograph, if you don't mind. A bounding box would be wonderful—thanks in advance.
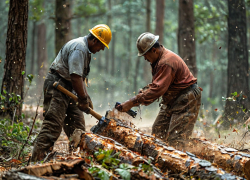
[1,0,250,156]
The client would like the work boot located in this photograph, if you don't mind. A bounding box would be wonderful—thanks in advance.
[30,145,53,162]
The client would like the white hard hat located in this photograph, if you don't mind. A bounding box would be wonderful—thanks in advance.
[136,32,159,56]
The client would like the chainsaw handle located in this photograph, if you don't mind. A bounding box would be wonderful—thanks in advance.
[53,82,103,120]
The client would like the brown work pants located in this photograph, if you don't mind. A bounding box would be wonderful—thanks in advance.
[152,84,201,147]
[31,72,85,161]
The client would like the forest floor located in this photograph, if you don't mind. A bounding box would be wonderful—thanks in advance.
[1,104,250,179]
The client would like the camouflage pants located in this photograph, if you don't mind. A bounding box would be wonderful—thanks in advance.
[152,84,201,146]
[31,71,85,161]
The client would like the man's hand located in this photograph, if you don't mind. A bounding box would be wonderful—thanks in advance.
[70,74,93,112]
[87,95,93,110]
[78,96,90,113]
[116,100,134,112]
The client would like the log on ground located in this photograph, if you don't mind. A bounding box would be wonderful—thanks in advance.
[173,138,250,178]
[3,158,94,180]
[79,132,168,180]
[91,117,245,180]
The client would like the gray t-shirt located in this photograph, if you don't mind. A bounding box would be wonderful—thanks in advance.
[50,36,91,81]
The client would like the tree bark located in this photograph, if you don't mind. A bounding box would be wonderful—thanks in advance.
[143,0,152,84]
[224,0,250,124]
[134,57,140,92]
[126,0,132,81]
[1,0,28,120]
[91,116,241,179]
[30,21,36,75]
[178,0,197,77]
[37,22,48,96]
[209,44,217,98]
[105,0,111,73]
[173,138,250,178]
[55,0,72,55]
[146,0,151,33]
[16,159,94,179]
[79,132,166,179]
[155,0,164,44]
[111,32,115,76]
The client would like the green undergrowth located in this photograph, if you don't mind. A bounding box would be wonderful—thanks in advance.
[0,73,37,161]
[88,149,154,180]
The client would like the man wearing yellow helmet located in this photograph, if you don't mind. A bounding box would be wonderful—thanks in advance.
[31,24,112,161]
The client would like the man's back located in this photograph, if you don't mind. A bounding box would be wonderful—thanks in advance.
[50,36,91,81]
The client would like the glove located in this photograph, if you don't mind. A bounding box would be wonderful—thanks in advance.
[77,96,90,114]
[87,95,93,110]
[115,100,134,112]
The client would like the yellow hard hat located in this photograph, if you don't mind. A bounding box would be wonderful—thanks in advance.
[89,24,112,49]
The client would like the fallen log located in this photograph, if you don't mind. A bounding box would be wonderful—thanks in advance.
[3,171,46,180]
[78,131,168,180]
[172,138,250,178]
[106,109,250,178]
[91,116,245,179]
[22,158,93,180]
[10,131,167,180]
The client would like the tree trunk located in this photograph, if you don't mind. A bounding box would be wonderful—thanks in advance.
[224,0,249,125]
[37,22,48,96]
[79,132,166,179]
[146,0,151,33]
[17,159,94,179]
[111,32,116,100]
[155,0,164,44]
[126,0,132,81]
[111,32,115,76]
[209,44,217,98]
[77,18,81,37]
[178,0,197,77]
[173,138,250,178]
[55,0,72,55]
[1,0,28,120]
[91,116,240,179]
[30,21,36,75]
[134,57,140,92]
[105,0,111,73]
[143,0,152,84]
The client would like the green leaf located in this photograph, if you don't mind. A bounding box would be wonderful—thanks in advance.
[98,170,109,180]
[21,71,25,75]
[16,95,21,100]
[27,74,34,84]
[9,97,12,102]
[3,90,7,94]
[21,113,25,119]
[115,168,130,180]
[12,128,18,134]
[88,166,100,174]
[231,92,238,97]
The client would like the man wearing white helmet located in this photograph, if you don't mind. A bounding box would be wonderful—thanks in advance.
[116,32,201,146]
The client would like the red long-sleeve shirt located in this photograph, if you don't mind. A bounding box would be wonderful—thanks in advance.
[132,46,197,105]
